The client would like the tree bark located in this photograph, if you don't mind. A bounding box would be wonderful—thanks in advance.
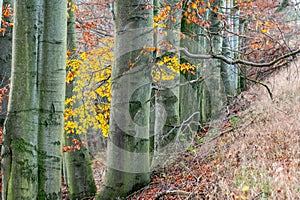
[200,0,226,123]
[0,0,13,126]
[179,1,202,141]
[221,0,239,96]
[64,2,97,198]
[98,0,153,199]
[152,0,182,169]
[2,1,67,199]
[0,0,2,29]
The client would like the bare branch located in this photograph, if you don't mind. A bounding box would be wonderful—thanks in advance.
[175,47,300,67]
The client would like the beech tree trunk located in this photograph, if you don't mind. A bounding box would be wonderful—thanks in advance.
[98,0,153,199]
[200,0,226,123]
[0,0,2,29]
[152,0,181,168]
[221,0,239,96]
[179,1,202,140]
[2,1,67,199]
[0,0,13,126]
[64,2,97,198]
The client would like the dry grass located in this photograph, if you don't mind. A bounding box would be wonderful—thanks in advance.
[93,61,300,200]
[203,61,300,199]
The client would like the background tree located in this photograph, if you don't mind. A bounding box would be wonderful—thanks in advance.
[2,0,67,199]
[63,1,97,199]
[152,0,182,168]
[0,0,13,126]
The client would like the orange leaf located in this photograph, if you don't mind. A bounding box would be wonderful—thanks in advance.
[213,6,218,13]
[165,5,171,11]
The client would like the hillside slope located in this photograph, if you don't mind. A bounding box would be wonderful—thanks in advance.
[128,60,300,200]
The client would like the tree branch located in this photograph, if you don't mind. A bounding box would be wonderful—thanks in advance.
[175,47,300,67]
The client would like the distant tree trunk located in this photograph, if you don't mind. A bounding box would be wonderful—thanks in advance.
[150,0,159,165]
[200,0,226,123]
[2,1,67,199]
[221,0,239,96]
[64,2,97,198]
[0,1,13,197]
[152,0,182,168]
[0,0,13,126]
[238,17,247,92]
[179,0,202,140]
[0,0,2,28]
[98,0,153,199]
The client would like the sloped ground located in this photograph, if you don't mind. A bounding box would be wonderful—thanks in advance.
[126,60,300,199]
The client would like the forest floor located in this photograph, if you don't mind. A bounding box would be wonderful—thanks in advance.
[91,59,300,200]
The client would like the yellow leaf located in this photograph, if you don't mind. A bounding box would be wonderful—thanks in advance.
[242,185,249,192]
[261,28,268,34]
[191,2,197,9]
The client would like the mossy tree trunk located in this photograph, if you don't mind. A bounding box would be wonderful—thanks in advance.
[97,0,153,199]
[2,1,67,199]
[64,2,97,198]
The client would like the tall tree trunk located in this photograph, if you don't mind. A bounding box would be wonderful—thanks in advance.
[200,0,226,123]
[2,1,67,199]
[221,0,239,96]
[238,17,247,92]
[179,0,202,142]
[0,1,13,198]
[64,2,97,198]
[0,0,2,29]
[98,0,153,199]
[0,0,13,126]
[152,0,182,168]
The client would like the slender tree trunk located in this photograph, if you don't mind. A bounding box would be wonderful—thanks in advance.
[221,0,239,96]
[98,0,153,199]
[200,0,226,123]
[64,2,97,198]
[179,0,202,140]
[0,0,2,29]
[2,1,67,199]
[238,17,247,92]
[0,1,13,197]
[0,0,13,126]
[152,0,182,168]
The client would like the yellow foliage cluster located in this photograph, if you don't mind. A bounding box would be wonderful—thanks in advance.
[65,40,196,137]
[153,55,196,82]
[66,55,83,83]
[64,39,113,137]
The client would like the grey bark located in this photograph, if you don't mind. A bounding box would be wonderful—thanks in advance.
[2,0,67,199]
[179,1,202,140]
[221,0,239,96]
[152,0,181,168]
[0,0,13,126]
[64,2,97,198]
[0,0,2,29]
[97,0,153,199]
[200,0,226,123]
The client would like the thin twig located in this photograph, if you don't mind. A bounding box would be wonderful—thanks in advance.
[209,120,254,142]
[154,190,192,199]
